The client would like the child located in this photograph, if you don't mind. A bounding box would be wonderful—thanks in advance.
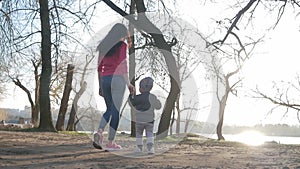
[128,77,161,154]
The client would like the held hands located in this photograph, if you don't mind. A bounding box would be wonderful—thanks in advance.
[127,36,132,49]
[126,31,132,49]
[127,84,135,96]
[99,82,135,96]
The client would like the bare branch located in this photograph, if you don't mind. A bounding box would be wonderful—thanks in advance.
[220,0,258,44]
[255,88,300,112]
[273,0,287,29]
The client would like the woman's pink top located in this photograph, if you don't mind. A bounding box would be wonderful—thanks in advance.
[98,42,128,77]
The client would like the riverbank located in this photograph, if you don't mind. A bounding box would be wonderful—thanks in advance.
[0,130,300,169]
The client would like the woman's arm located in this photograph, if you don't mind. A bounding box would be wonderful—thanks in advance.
[98,74,102,96]
[122,73,135,95]
[98,54,103,96]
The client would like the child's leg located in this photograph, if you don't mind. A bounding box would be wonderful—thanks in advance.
[135,123,144,150]
[145,123,154,153]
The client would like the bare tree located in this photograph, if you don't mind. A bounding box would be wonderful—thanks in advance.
[206,34,261,140]
[0,65,7,99]
[66,81,87,131]
[0,0,103,131]
[128,0,137,137]
[0,109,8,121]
[201,0,293,140]
[141,37,205,135]
[66,53,94,131]
[38,0,56,131]
[254,75,300,124]
[56,64,74,131]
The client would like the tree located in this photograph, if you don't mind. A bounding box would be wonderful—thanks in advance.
[38,0,55,131]
[255,75,300,124]
[66,53,94,131]
[1,0,102,131]
[136,29,206,135]
[0,65,6,99]
[188,0,300,139]
[0,109,8,121]
[56,64,74,131]
[172,38,205,134]
[128,0,137,137]
[66,81,87,131]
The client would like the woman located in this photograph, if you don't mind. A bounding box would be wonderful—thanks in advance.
[93,23,134,150]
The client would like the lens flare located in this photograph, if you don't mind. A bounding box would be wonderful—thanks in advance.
[235,130,265,146]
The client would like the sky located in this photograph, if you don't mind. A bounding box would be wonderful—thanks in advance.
[1,1,300,127]
[173,1,300,126]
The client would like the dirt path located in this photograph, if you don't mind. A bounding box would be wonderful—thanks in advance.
[0,131,300,169]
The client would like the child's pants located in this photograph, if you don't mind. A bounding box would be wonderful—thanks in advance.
[135,122,154,146]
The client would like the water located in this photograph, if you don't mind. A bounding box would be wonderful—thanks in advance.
[81,130,300,145]
[200,131,300,145]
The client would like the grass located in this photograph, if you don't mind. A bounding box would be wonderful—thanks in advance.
[58,131,88,136]
[0,125,88,136]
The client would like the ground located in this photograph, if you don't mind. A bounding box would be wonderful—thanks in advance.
[0,130,300,169]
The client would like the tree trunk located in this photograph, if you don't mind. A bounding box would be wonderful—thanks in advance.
[38,0,55,131]
[66,81,87,131]
[217,82,229,140]
[32,60,40,127]
[184,119,189,133]
[175,95,180,134]
[66,103,77,131]
[129,0,136,137]
[216,76,230,140]
[12,78,35,123]
[216,115,225,140]
[184,110,192,133]
[216,69,239,140]
[157,76,180,139]
[56,64,74,131]
[216,99,226,140]
[170,107,176,135]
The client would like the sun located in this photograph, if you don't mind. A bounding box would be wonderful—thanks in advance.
[235,130,266,146]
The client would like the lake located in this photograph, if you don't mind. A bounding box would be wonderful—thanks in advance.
[200,131,300,146]
[81,130,299,146]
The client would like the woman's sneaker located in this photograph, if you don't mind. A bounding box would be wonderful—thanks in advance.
[105,142,122,151]
[93,131,103,149]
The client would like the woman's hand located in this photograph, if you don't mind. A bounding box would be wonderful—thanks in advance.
[99,87,103,97]
[127,36,132,49]
[127,84,135,95]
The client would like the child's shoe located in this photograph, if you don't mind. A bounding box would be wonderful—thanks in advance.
[134,146,143,153]
[148,147,155,154]
[147,143,154,154]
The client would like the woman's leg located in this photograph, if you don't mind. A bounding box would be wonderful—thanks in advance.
[98,76,113,130]
[94,76,113,148]
[108,76,126,141]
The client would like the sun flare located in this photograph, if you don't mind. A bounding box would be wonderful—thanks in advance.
[235,130,265,146]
